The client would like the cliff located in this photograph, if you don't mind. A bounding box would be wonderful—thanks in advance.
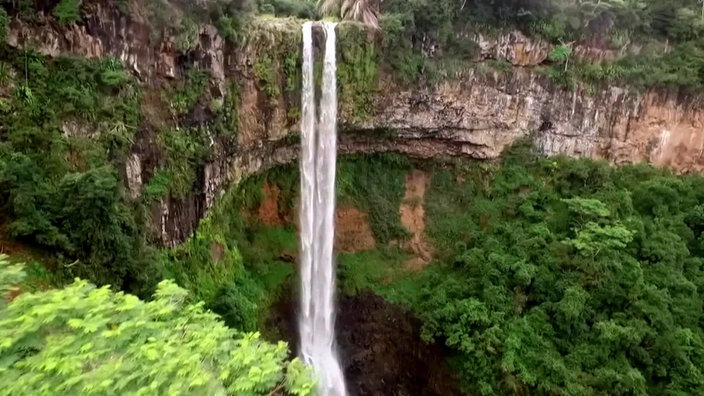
[5,1,704,245]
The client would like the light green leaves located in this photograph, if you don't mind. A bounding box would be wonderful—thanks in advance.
[562,197,635,256]
[0,254,25,310]
[0,256,314,396]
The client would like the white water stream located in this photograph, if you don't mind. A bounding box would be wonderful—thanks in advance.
[298,21,348,396]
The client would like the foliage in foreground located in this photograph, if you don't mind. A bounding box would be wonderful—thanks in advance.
[0,255,315,396]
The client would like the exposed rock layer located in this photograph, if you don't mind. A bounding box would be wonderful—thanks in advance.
[268,290,464,396]
[7,2,704,245]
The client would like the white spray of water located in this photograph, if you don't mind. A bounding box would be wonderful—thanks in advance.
[299,21,348,396]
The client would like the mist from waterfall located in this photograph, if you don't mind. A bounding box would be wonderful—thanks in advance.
[298,21,348,396]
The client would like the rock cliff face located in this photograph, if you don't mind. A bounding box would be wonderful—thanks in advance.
[368,72,704,170]
[7,2,704,245]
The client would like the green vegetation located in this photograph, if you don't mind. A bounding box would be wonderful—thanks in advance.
[234,154,410,245]
[537,43,704,91]
[246,20,302,118]
[52,0,81,25]
[337,153,410,244]
[254,55,281,98]
[257,0,318,19]
[0,51,152,295]
[217,81,242,137]
[337,247,408,296]
[343,0,704,90]
[158,169,300,333]
[337,23,378,120]
[162,154,411,331]
[279,0,704,91]
[175,17,201,52]
[158,126,209,198]
[7,0,703,91]
[0,7,8,44]
[333,142,704,395]
[167,68,211,116]
[0,255,315,396]
[135,138,704,396]
[141,0,252,45]
[0,10,286,310]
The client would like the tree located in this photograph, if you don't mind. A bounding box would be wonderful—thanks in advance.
[403,146,704,395]
[548,42,573,71]
[318,0,379,28]
[0,255,315,396]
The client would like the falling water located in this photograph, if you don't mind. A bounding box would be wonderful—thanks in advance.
[298,21,348,396]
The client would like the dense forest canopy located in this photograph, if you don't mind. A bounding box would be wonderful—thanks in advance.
[321,147,704,395]
[412,144,704,395]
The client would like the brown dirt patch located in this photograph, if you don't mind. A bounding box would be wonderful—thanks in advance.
[210,242,225,262]
[0,227,38,259]
[399,170,433,269]
[249,179,376,253]
[335,205,376,253]
[140,88,172,130]
[267,193,376,253]
[0,238,25,256]
[256,182,286,226]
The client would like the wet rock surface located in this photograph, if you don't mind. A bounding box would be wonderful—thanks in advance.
[269,291,464,396]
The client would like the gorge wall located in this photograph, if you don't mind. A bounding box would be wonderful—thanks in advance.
[6,1,704,245]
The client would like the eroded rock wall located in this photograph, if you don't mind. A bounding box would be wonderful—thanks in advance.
[368,71,704,171]
[6,2,704,245]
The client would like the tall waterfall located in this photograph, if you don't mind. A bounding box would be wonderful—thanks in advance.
[298,21,348,396]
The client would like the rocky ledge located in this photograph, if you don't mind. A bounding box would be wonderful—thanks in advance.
[6,1,704,245]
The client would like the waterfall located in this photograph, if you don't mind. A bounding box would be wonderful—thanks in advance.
[299,21,348,396]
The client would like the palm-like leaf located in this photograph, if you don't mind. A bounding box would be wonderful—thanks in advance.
[341,0,379,28]
[318,0,341,16]
[318,0,379,28]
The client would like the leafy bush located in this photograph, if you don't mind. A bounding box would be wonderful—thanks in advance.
[143,168,173,202]
[0,256,315,396]
[400,142,704,395]
[0,51,148,294]
[337,153,411,244]
[258,0,317,18]
[175,17,200,52]
[53,167,141,282]
[52,0,81,25]
[159,126,209,198]
[168,67,211,114]
[216,15,243,43]
[210,279,263,331]
[254,56,280,97]
[259,2,275,14]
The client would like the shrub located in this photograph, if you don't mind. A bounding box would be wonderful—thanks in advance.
[52,0,82,25]
[0,256,315,396]
[0,7,8,44]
